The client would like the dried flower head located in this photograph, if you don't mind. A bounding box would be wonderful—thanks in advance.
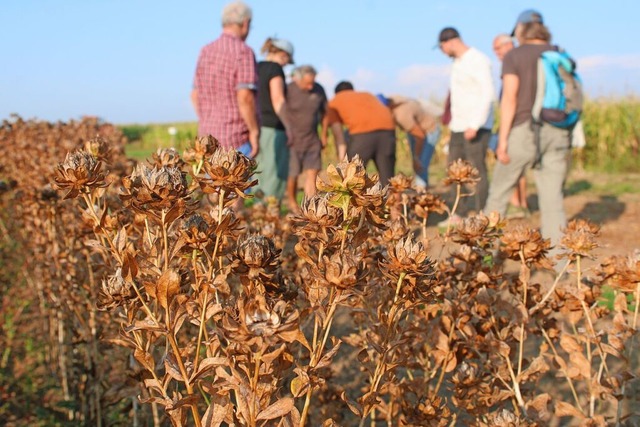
[151,147,184,169]
[84,136,111,161]
[414,189,447,219]
[234,234,284,294]
[223,295,305,346]
[444,159,480,186]
[178,214,211,252]
[559,218,600,260]
[198,147,257,199]
[598,250,640,293]
[316,155,368,195]
[292,193,343,244]
[120,164,189,214]
[452,212,504,248]
[485,409,533,426]
[97,268,135,310]
[55,150,107,199]
[182,135,219,164]
[500,225,552,268]
[387,173,413,193]
[382,235,434,280]
[318,250,363,290]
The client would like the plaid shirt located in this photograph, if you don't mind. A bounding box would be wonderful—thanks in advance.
[193,33,258,149]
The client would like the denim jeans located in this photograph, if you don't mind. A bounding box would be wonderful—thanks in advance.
[407,127,440,186]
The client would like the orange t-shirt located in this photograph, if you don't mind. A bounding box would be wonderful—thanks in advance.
[326,91,395,135]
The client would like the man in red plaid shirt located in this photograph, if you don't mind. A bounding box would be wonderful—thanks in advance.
[191,1,260,158]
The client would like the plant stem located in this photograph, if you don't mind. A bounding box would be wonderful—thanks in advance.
[443,184,462,241]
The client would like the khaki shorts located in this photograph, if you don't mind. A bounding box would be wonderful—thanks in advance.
[289,146,321,176]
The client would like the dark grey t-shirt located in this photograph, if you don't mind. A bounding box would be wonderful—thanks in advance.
[502,43,552,126]
[284,82,327,151]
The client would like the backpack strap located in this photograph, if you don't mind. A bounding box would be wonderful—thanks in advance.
[531,57,546,169]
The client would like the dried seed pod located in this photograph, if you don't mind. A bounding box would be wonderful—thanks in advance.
[54,149,107,199]
[182,135,219,164]
[444,159,480,186]
[197,146,257,198]
[97,268,135,310]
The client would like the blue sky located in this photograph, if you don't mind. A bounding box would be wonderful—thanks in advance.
[1,0,637,124]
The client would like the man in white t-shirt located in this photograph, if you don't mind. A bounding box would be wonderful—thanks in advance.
[438,27,495,219]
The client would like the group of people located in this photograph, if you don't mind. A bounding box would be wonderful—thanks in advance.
[191,1,577,253]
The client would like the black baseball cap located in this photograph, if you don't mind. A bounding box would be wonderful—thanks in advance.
[435,27,460,48]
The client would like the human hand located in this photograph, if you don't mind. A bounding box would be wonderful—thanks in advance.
[496,143,510,164]
[249,131,259,158]
[464,128,477,141]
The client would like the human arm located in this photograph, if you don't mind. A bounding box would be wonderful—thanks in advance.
[237,88,260,158]
[496,73,519,164]
[331,122,347,160]
[191,89,199,118]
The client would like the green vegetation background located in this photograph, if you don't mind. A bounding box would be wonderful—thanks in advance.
[120,98,640,176]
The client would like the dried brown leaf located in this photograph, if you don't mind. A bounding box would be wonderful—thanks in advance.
[134,348,155,372]
[256,397,294,421]
[157,268,181,309]
[554,400,585,418]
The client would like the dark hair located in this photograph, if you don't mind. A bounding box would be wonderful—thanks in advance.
[334,81,354,93]
[520,22,551,42]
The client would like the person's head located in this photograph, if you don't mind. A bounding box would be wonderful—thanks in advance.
[437,27,465,58]
[492,33,514,61]
[261,38,294,66]
[292,65,317,91]
[519,21,552,44]
[511,9,543,43]
[221,1,252,41]
[334,81,354,94]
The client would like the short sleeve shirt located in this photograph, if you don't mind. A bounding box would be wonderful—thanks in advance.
[326,91,395,135]
[193,33,258,148]
[502,43,552,126]
[257,61,286,130]
[285,82,327,151]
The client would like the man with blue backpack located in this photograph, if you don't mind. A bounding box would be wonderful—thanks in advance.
[485,9,583,259]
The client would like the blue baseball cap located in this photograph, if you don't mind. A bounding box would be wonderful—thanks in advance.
[376,94,390,107]
[511,9,543,36]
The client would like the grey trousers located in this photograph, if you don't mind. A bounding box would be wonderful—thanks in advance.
[485,120,571,248]
[448,129,490,214]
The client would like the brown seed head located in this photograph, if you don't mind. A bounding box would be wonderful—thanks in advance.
[444,159,480,186]
[84,136,111,161]
[55,150,107,199]
[198,147,257,198]
[598,250,640,293]
[414,189,447,219]
[151,147,184,169]
[179,214,211,251]
[387,173,413,193]
[559,218,600,260]
[182,135,219,164]
[292,193,343,243]
[319,251,363,290]
[501,225,551,267]
[97,268,135,310]
[120,164,188,212]
[453,212,504,248]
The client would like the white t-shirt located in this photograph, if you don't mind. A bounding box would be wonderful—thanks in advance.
[449,47,495,133]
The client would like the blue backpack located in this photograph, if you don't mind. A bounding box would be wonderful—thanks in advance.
[532,47,583,128]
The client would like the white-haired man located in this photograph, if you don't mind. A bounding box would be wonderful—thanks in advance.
[192,1,259,158]
[283,65,327,212]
